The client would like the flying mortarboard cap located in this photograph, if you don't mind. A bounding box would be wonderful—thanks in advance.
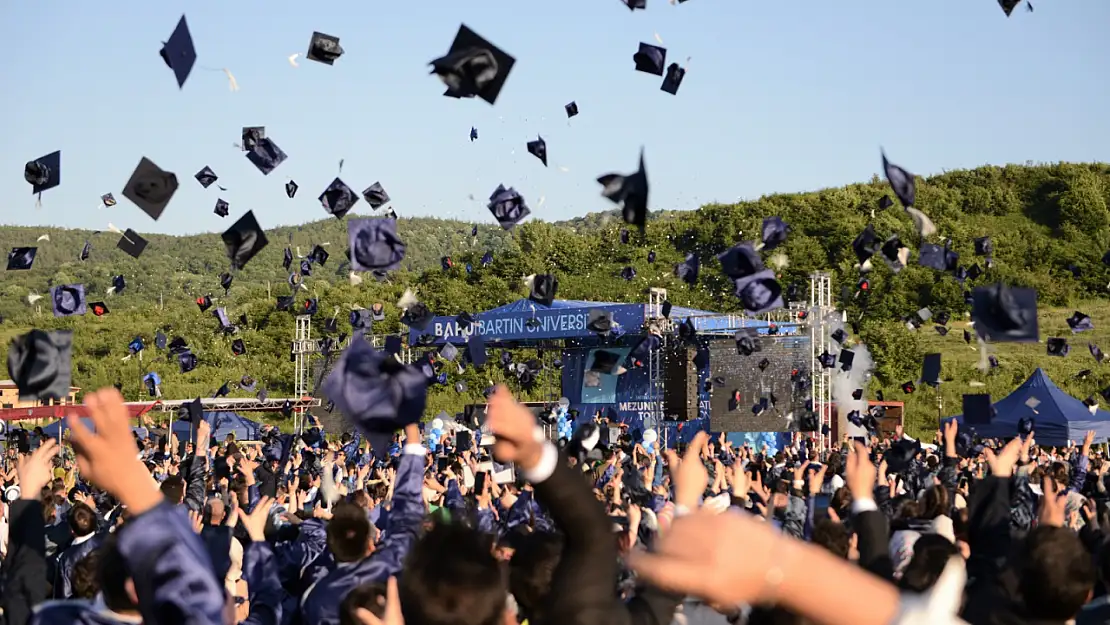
[400,301,433,331]
[429,24,516,105]
[159,15,196,88]
[178,351,198,373]
[647,250,656,263]
[587,309,613,335]
[456,311,474,329]
[350,309,371,330]
[851,388,863,401]
[660,300,672,318]
[246,138,288,175]
[168,336,188,354]
[79,241,91,261]
[219,272,233,292]
[470,127,479,141]
[348,218,406,273]
[285,180,298,198]
[881,150,915,208]
[307,31,344,65]
[213,199,229,218]
[6,329,73,401]
[1091,343,1105,363]
[528,274,558,307]
[51,284,86,317]
[310,245,329,265]
[122,157,179,221]
[282,247,293,271]
[214,307,233,329]
[878,195,894,210]
[624,0,646,8]
[734,270,783,314]
[970,284,1039,343]
[660,63,685,95]
[565,101,579,118]
[838,349,855,372]
[880,235,909,272]
[116,229,149,259]
[362,182,390,209]
[195,166,218,189]
[852,225,879,263]
[303,299,319,316]
[196,295,212,312]
[974,236,993,256]
[620,267,636,281]
[90,302,108,317]
[917,243,946,271]
[963,394,994,425]
[222,210,269,270]
[371,303,386,321]
[633,42,667,76]
[7,247,36,271]
[154,331,166,349]
[241,127,265,151]
[526,136,548,167]
[758,358,770,371]
[735,329,761,356]
[935,326,949,336]
[831,329,847,344]
[467,333,487,366]
[487,185,531,229]
[25,151,61,195]
[761,216,789,250]
[1046,337,1069,357]
[901,381,915,394]
[320,178,360,219]
[276,295,294,311]
[440,343,459,362]
[921,353,942,386]
[229,338,246,356]
[597,149,649,232]
[718,242,763,280]
[1067,311,1093,333]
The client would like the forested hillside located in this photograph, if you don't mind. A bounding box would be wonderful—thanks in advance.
[3,161,1110,434]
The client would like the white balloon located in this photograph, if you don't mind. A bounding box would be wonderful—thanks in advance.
[642,428,658,444]
[431,418,444,430]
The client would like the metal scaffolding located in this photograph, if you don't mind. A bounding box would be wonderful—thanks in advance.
[809,272,834,451]
[645,288,670,435]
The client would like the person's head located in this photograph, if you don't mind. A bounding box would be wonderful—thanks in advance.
[98,536,140,614]
[918,485,949,520]
[830,487,852,520]
[67,502,97,538]
[400,520,511,625]
[1018,526,1094,620]
[327,502,374,563]
[206,498,226,526]
[898,534,960,592]
[160,475,186,505]
[350,490,372,510]
[72,550,101,599]
[508,532,562,623]
[340,582,388,625]
[810,519,851,560]
[1051,462,1071,489]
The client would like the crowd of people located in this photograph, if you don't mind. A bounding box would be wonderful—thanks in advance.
[0,385,1107,625]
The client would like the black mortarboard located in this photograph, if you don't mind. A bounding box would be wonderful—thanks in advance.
[918,243,946,271]
[633,42,667,76]
[349,309,370,330]
[303,299,319,316]
[348,218,406,272]
[885,439,921,474]
[880,235,908,272]
[178,351,198,373]
[590,350,623,375]
[852,225,879,263]
[282,247,293,270]
[307,31,344,65]
[734,270,783,314]
[935,326,949,336]
[470,127,479,141]
[400,302,433,331]
[660,63,685,95]
[620,267,636,281]
[1091,343,1105,363]
[467,333,487,366]
[214,307,233,330]
[122,157,179,221]
[971,284,1039,343]
[761,216,789,250]
[7,247,36,271]
[963,394,994,425]
[999,0,1022,16]
[881,150,915,208]
[320,178,360,219]
[851,388,863,401]
[89,301,108,317]
[231,339,246,356]
[116,229,149,259]
[321,338,428,460]
[901,381,915,394]
[51,284,86,317]
[878,195,894,210]
[647,250,656,263]
[195,166,218,189]
[430,25,516,105]
[565,101,579,118]
[439,343,459,362]
[838,349,855,372]
[222,211,269,270]
[935,311,951,326]
[159,15,196,88]
[526,136,547,167]
[168,337,189,354]
[154,331,166,349]
[196,295,212,312]
[362,182,390,209]
[6,329,73,401]
[219,272,233,292]
[718,242,763,280]
[246,138,288,176]
[487,185,531,229]
[441,256,453,271]
[25,151,61,195]
[620,229,630,245]
[735,329,761,356]
[1046,338,1069,357]
[241,127,265,151]
[974,236,993,256]
[529,274,558,307]
[922,353,942,386]
[1067,311,1093,333]
[79,241,91,261]
[624,0,646,8]
[758,358,770,371]
[285,180,298,198]
[456,311,474,329]
[598,149,649,232]
[587,309,613,335]
[211,199,229,218]
[831,329,847,343]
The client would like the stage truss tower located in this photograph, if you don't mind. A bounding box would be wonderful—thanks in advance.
[645,288,670,436]
[809,272,834,450]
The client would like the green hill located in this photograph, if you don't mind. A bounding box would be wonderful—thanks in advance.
[2,161,1109,436]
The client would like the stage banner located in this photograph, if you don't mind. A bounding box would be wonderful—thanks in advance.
[411,303,646,344]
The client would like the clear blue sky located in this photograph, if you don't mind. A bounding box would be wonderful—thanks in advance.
[1,0,1107,235]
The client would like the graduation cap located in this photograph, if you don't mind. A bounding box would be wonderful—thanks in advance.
[240,375,256,392]
[963,394,994,425]
[307,31,344,65]
[1046,338,1069,357]
[935,326,949,336]
[838,349,855,372]
[276,295,294,311]
[624,0,646,9]
[633,42,667,76]
[1067,311,1093,333]
[528,274,558,307]
[6,329,73,401]
[587,309,613,335]
[935,311,951,326]
[321,337,428,459]
[300,259,313,276]
[116,229,149,259]
[470,127,479,141]
[884,439,921,474]
[25,151,62,197]
[881,150,916,208]
[178,351,198,373]
[831,329,847,344]
[285,180,298,198]
[100,193,117,207]
[222,211,269,270]
[620,229,630,245]
[565,101,579,118]
[79,241,91,261]
[241,127,265,151]
[880,235,909,272]
[590,350,623,375]
[597,149,649,232]
[196,295,213,312]
[213,199,229,218]
[918,243,946,271]
[245,138,288,175]
[128,337,144,355]
[718,242,763,280]
[758,358,771,372]
[734,270,783,314]
[362,182,390,209]
[974,236,993,256]
[320,178,360,219]
[735,329,762,356]
[399,296,433,331]
[761,216,789,250]
[143,373,160,397]
[122,157,179,221]
[487,185,531,229]
[441,256,454,271]
[154,331,166,350]
[231,338,246,356]
[303,299,319,316]
[51,284,86,317]
[219,272,233,293]
[349,218,406,273]
[620,267,636,281]
[323,317,339,334]
[168,337,189,354]
[660,63,685,95]
[1091,343,1105,363]
[6,247,36,271]
[90,302,109,317]
[922,353,942,386]
[195,166,218,189]
[429,25,516,105]
[214,307,233,331]
[901,381,916,394]
[526,136,547,167]
[852,225,879,264]
[971,284,1039,343]
[159,15,196,88]
[647,250,656,263]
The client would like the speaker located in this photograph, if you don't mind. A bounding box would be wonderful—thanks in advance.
[662,345,698,421]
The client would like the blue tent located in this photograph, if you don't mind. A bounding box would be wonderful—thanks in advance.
[41,418,149,438]
[950,368,1110,446]
[170,412,262,441]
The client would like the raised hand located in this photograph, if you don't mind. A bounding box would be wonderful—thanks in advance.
[16,438,58,498]
[241,496,274,542]
[486,386,543,471]
[355,577,404,625]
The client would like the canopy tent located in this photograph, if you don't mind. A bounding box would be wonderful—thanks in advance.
[39,412,262,442]
[949,368,1110,446]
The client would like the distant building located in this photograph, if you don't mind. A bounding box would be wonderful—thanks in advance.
[0,380,80,410]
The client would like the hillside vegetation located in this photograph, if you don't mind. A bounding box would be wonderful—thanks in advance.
[2,161,1110,436]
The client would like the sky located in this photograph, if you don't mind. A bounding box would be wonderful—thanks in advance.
[0,0,1107,236]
